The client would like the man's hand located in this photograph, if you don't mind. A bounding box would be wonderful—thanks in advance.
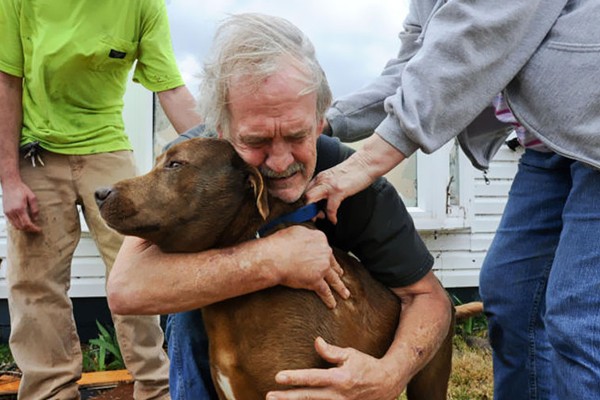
[266,225,350,308]
[2,180,41,233]
[266,337,401,400]
[266,272,453,400]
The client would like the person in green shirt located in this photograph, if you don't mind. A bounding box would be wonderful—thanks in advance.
[0,1,201,398]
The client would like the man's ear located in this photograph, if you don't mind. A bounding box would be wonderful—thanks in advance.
[247,166,269,220]
[317,117,326,137]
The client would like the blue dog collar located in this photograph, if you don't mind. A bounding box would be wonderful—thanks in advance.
[256,203,320,238]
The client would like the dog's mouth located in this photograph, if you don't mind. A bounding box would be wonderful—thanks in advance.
[122,224,162,235]
[104,218,161,236]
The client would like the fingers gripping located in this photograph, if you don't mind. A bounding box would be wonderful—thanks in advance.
[316,280,337,309]
[314,337,348,365]
[327,256,350,300]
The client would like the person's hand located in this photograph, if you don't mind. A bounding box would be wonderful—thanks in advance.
[266,337,402,400]
[305,133,406,224]
[2,180,41,233]
[266,225,350,308]
[305,156,374,225]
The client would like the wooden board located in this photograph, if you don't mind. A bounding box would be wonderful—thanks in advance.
[0,369,132,394]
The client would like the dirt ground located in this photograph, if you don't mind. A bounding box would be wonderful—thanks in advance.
[0,384,134,400]
[87,383,133,400]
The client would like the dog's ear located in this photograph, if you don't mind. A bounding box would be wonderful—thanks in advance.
[247,166,270,220]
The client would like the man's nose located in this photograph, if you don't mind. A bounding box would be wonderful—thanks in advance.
[265,142,294,172]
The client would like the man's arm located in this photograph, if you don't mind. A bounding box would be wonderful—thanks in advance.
[267,271,451,400]
[0,71,40,232]
[156,85,202,134]
[0,71,22,185]
[107,225,349,315]
[384,272,452,391]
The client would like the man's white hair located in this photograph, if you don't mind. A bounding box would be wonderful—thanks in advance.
[198,13,332,136]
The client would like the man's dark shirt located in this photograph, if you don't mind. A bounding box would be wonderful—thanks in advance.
[166,126,433,288]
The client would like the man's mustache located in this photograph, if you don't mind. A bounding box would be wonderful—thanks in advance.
[260,163,305,179]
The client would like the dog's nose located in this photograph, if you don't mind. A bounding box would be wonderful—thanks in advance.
[94,187,113,208]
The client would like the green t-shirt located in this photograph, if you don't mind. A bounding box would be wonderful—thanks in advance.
[0,0,184,154]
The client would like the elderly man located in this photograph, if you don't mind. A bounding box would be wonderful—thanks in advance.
[107,13,451,400]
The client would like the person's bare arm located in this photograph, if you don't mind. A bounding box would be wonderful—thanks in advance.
[381,271,452,391]
[0,71,22,187]
[107,225,349,315]
[305,133,406,224]
[156,85,203,134]
[0,71,40,232]
[267,270,451,400]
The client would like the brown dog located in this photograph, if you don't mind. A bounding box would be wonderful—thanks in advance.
[95,137,454,400]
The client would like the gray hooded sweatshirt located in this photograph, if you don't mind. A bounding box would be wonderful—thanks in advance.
[327,0,600,171]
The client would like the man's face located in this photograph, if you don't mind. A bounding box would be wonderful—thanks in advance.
[224,65,324,203]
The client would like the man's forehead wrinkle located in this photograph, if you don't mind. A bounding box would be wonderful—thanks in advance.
[229,59,313,95]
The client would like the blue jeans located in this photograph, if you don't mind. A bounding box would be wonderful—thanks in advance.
[166,310,218,400]
[479,150,600,400]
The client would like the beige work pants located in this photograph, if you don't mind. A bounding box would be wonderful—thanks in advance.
[7,149,170,399]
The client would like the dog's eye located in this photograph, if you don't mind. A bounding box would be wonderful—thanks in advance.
[166,161,183,169]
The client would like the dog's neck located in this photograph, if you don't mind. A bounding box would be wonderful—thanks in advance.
[258,196,314,237]
[215,194,313,248]
[257,203,320,238]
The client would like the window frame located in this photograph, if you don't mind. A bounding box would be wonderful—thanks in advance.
[407,142,474,231]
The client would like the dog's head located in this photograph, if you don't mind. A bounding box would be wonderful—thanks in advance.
[95,138,270,252]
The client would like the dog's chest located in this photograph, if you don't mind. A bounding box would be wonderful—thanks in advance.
[214,366,239,400]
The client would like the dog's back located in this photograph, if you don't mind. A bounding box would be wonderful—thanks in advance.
[203,249,401,398]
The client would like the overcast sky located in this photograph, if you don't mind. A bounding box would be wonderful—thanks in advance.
[165,0,409,98]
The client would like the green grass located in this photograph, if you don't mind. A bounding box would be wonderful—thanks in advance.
[82,321,125,372]
[0,346,13,365]
[449,309,492,399]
